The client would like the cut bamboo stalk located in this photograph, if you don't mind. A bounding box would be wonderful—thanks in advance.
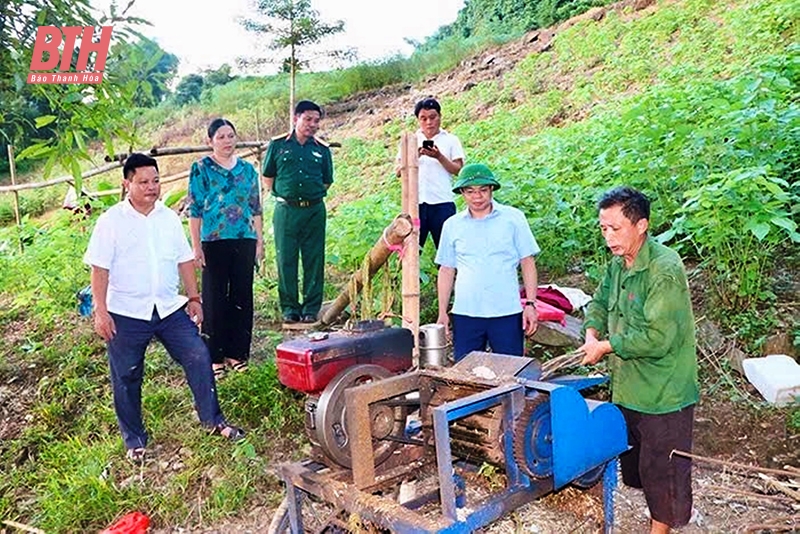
[400,132,420,363]
[320,214,413,325]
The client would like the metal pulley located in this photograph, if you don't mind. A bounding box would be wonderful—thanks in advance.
[306,364,408,468]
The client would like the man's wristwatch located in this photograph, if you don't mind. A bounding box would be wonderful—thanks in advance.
[524,300,536,308]
[188,295,202,304]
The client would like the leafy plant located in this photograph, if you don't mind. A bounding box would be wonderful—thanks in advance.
[667,168,798,310]
[789,405,800,433]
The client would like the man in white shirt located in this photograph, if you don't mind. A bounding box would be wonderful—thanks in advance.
[397,97,465,248]
[84,153,244,463]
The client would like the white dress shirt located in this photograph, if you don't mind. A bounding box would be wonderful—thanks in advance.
[396,129,466,205]
[83,200,194,321]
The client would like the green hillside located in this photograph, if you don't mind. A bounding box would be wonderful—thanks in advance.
[324,0,799,311]
[0,0,798,530]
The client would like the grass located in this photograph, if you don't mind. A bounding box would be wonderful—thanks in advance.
[0,297,303,530]
[0,0,798,530]
[0,213,303,528]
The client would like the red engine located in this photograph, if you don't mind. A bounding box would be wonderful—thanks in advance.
[275,321,414,395]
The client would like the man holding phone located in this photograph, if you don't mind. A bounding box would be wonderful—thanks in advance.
[396,97,465,249]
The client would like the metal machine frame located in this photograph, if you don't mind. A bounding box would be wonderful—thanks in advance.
[277,355,626,534]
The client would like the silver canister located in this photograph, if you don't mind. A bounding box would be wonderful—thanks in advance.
[419,323,448,368]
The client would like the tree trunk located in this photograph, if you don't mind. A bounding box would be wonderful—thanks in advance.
[319,215,414,325]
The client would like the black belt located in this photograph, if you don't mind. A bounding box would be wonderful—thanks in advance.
[275,197,323,208]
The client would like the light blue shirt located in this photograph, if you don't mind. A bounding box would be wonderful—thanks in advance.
[435,201,539,318]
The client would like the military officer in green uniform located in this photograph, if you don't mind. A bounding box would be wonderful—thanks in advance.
[262,100,333,324]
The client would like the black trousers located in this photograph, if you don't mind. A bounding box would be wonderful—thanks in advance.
[201,238,256,364]
[419,202,456,249]
[619,404,694,527]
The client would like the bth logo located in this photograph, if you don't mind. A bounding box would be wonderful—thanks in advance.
[27,26,112,85]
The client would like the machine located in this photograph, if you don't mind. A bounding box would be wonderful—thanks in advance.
[272,323,628,533]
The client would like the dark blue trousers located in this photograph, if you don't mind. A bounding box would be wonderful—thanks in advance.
[419,202,456,249]
[452,312,524,362]
[107,307,226,449]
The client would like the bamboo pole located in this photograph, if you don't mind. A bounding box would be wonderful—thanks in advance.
[0,160,122,193]
[104,141,266,162]
[150,141,266,157]
[7,145,23,252]
[320,215,414,325]
[0,142,270,194]
[11,144,270,201]
[400,132,420,363]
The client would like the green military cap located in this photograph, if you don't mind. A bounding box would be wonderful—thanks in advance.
[452,163,501,193]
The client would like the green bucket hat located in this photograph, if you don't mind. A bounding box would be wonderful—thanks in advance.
[452,163,501,193]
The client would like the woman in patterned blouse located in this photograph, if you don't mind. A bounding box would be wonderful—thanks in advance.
[188,118,263,378]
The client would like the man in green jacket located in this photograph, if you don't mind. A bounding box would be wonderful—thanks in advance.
[262,100,333,324]
[580,186,699,534]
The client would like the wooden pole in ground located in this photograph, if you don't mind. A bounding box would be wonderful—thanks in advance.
[255,109,265,276]
[319,215,414,325]
[400,132,420,363]
[7,145,23,252]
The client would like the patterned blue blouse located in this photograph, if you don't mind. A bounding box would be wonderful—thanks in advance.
[188,156,262,242]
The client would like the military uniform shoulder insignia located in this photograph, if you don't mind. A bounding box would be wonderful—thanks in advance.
[312,136,330,147]
[272,131,292,141]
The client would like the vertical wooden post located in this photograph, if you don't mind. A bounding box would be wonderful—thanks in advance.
[254,109,265,276]
[400,132,420,363]
[7,145,23,252]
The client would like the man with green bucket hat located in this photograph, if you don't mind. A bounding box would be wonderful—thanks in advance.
[435,163,540,361]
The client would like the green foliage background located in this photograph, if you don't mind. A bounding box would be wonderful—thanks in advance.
[425,0,612,43]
